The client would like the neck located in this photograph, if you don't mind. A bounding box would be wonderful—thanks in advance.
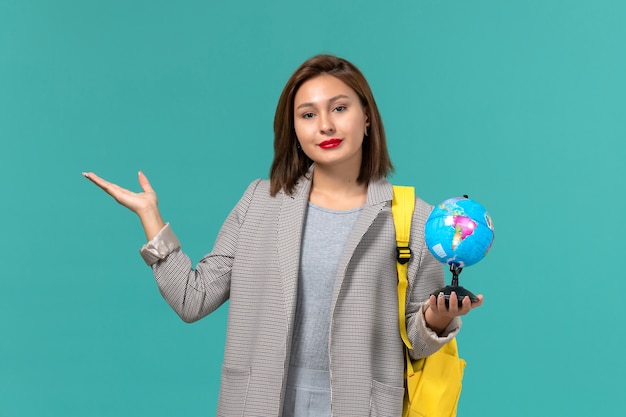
[309,165,367,210]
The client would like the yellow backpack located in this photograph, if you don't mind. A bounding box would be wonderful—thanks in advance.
[392,186,466,417]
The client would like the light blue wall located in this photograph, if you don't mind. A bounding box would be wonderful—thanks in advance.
[2,1,624,415]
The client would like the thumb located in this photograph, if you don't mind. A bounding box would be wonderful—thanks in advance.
[137,171,155,193]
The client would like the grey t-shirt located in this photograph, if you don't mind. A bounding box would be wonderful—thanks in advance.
[289,202,363,370]
[283,203,363,417]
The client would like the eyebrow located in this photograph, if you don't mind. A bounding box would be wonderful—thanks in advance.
[296,94,351,110]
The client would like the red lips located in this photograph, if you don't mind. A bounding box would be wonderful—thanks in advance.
[319,138,342,149]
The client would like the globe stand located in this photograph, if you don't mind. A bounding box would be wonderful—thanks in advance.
[434,263,479,308]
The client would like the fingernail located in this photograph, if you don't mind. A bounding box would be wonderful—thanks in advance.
[438,292,444,297]
[82,172,89,178]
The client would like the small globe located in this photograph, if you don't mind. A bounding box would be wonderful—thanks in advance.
[425,197,494,268]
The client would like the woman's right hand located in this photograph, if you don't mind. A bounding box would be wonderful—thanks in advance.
[83,170,165,240]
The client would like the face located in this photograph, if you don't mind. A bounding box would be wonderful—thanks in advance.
[293,74,369,172]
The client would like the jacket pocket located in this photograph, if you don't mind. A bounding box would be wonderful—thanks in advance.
[370,379,405,416]
[217,365,251,417]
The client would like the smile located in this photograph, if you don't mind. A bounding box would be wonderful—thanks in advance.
[319,138,342,149]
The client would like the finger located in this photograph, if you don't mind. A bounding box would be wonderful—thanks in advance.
[83,172,115,191]
[428,294,439,312]
[471,294,484,308]
[448,291,459,314]
[137,171,155,193]
[459,294,472,314]
[436,291,447,311]
[82,171,100,184]
[83,172,133,201]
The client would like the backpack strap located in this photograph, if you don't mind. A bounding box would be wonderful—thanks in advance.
[391,185,415,350]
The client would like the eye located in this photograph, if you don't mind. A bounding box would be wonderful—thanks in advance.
[302,112,315,119]
[333,105,347,112]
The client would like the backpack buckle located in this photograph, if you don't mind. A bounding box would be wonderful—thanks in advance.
[396,246,411,265]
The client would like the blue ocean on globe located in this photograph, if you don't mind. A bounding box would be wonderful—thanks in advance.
[424,197,494,268]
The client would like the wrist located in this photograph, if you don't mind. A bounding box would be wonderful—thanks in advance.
[424,305,453,335]
[137,208,165,241]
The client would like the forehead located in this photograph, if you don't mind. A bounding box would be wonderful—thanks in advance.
[294,74,358,105]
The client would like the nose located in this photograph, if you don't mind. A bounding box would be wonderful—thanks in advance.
[319,112,335,134]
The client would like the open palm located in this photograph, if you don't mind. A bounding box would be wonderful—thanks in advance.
[83,171,165,240]
[83,171,157,214]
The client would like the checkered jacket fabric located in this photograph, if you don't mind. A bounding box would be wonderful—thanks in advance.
[145,173,460,416]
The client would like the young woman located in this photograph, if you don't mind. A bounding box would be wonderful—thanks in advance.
[84,54,482,417]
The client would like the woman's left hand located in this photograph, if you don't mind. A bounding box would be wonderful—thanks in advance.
[424,292,483,334]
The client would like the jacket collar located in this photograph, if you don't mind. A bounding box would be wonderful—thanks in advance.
[288,164,394,207]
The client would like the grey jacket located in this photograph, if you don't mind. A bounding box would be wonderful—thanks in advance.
[141,173,460,416]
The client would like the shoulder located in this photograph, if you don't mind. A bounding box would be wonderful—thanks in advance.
[386,181,434,219]
[413,194,434,221]
[244,178,269,196]
[238,178,284,208]
[227,179,280,225]
[367,177,394,204]
[388,183,434,226]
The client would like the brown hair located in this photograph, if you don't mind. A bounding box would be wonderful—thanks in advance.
[269,54,393,196]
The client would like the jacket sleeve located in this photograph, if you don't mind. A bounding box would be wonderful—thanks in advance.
[139,179,262,323]
[405,197,462,359]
